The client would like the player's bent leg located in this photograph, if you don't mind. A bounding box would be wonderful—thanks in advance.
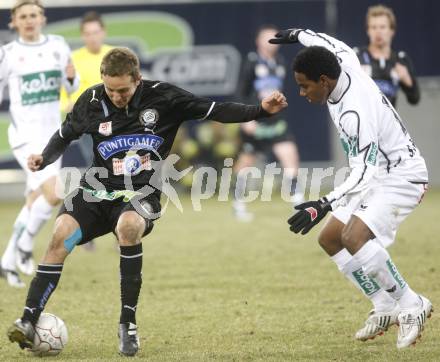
[1,204,30,288]
[115,211,146,356]
[318,216,345,256]
[272,141,304,205]
[40,176,62,207]
[340,216,375,255]
[16,177,61,275]
[323,216,398,341]
[116,211,146,246]
[7,214,81,350]
[343,215,432,348]
[43,214,81,263]
[25,189,42,209]
[233,152,257,222]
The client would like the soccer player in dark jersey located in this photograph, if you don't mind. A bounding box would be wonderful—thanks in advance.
[354,4,420,107]
[6,47,287,356]
[233,25,302,221]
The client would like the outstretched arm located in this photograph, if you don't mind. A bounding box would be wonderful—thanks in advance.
[203,91,288,123]
[269,28,361,70]
[160,81,288,124]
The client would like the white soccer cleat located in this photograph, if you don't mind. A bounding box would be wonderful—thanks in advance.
[396,295,433,349]
[0,266,25,288]
[355,305,400,341]
[16,248,35,276]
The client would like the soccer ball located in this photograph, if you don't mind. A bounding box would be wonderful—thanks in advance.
[30,313,68,357]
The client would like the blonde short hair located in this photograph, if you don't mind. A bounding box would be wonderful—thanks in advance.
[366,4,396,30]
[100,47,141,81]
[11,0,44,16]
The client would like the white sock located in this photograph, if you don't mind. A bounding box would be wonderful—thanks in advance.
[17,196,53,252]
[1,206,30,270]
[331,248,396,311]
[234,173,247,198]
[233,173,249,212]
[353,241,420,309]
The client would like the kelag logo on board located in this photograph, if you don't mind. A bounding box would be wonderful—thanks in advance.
[46,12,241,96]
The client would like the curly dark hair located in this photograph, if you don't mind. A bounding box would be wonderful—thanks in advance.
[293,46,341,81]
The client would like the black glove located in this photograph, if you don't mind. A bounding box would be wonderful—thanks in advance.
[268,28,304,44]
[287,197,332,235]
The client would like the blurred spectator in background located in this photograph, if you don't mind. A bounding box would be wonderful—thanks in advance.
[61,11,113,165]
[233,25,302,222]
[62,11,113,251]
[354,4,420,107]
[0,0,79,287]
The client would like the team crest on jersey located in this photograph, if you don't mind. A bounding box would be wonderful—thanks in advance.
[53,51,60,61]
[98,121,112,136]
[112,151,152,176]
[139,108,159,132]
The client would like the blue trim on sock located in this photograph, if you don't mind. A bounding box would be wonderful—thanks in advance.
[39,282,55,309]
[64,228,83,253]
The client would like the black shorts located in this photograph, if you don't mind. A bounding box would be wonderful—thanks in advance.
[58,187,161,244]
[239,118,295,154]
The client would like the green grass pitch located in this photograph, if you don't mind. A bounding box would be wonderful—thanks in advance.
[0,193,439,361]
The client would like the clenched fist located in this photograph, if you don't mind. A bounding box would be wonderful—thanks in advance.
[28,154,44,172]
[261,91,288,114]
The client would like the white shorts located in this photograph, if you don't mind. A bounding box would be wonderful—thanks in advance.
[12,142,62,193]
[331,175,427,248]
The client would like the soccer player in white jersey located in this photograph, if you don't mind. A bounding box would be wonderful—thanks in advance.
[269,29,432,349]
[0,0,79,287]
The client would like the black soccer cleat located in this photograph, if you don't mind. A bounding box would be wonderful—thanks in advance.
[7,318,35,350]
[118,322,139,357]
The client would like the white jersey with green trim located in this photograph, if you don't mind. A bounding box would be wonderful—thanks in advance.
[297,30,428,206]
[0,34,79,149]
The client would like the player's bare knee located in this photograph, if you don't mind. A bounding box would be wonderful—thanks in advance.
[50,215,82,257]
[116,211,145,245]
[45,231,70,262]
[42,190,61,207]
[340,226,354,249]
[46,194,61,207]
[317,230,331,249]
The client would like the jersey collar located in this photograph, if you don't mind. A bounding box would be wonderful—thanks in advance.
[17,34,47,46]
[102,82,143,115]
[129,81,143,109]
[328,71,351,105]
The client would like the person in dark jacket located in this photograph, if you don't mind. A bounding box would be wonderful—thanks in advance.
[354,4,420,107]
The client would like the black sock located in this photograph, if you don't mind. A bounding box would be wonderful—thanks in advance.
[120,244,142,325]
[289,177,298,196]
[22,263,63,325]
